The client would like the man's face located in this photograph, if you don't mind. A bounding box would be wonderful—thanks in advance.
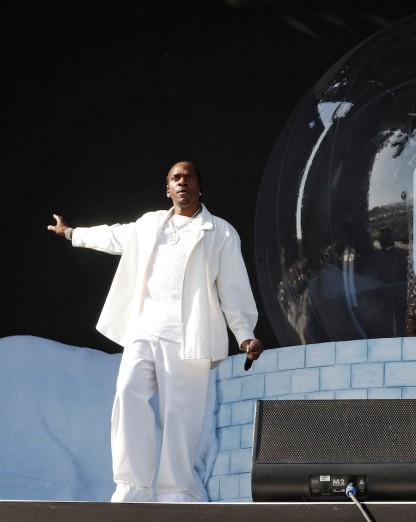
[167,163,201,208]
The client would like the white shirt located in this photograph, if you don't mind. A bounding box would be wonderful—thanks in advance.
[136,214,199,342]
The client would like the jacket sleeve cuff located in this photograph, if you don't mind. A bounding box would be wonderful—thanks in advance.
[237,332,255,351]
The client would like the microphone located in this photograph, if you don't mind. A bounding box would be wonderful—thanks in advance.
[244,357,253,371]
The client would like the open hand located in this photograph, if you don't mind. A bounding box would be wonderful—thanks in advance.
[47,214,69,236]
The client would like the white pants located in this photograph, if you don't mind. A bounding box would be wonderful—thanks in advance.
[110,335,211,503]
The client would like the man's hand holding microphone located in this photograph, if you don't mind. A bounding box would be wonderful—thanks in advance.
[242,338,264,371]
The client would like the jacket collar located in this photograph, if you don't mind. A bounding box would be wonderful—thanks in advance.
[165,203,213,231]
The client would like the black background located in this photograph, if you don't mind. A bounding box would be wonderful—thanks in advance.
[1,0,415,354]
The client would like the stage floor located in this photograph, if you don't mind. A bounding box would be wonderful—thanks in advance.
[1,500,416,521]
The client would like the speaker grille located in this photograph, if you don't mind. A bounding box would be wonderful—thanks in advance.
[255,399,416,463]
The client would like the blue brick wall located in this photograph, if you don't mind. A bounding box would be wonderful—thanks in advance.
[207,337,416,502]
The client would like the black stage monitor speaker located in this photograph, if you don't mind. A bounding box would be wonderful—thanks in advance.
[251,399,416,502]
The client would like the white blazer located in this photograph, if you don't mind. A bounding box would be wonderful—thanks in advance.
[72,204,258,363]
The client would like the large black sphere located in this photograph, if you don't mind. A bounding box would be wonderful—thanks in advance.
[255,14,416,347]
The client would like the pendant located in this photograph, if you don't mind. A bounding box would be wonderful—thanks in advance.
[168,231,180,245]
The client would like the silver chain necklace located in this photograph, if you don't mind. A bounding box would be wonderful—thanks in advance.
[167,207,202,245]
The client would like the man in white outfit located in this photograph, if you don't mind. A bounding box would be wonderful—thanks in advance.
[47,161,263,503]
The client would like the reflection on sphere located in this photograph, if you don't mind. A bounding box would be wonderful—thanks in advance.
[255,14,416,347]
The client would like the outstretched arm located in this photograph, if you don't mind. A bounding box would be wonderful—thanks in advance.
[48,212,135,254]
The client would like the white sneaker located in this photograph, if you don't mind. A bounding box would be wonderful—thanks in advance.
[156,492,201,503]
[111,482,153,502]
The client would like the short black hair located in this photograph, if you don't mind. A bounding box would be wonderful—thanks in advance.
[166,161,203,194]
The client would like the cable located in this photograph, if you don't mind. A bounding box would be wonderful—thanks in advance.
[345,483,374,522]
